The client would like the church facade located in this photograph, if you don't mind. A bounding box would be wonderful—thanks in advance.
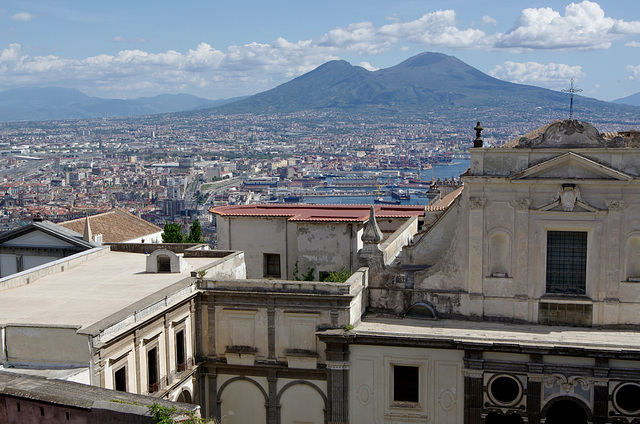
[338,120,640,424]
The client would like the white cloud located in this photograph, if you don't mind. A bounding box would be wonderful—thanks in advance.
[11,12,34,22]
[111,36,148,44]
[482,15,497,26]
[489,61,586,89]
[625,65,640,81]
[626,41,640,47]
[496,1,640,50]
[358,61,378,72]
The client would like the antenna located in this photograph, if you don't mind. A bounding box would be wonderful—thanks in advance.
[561,79,582,120]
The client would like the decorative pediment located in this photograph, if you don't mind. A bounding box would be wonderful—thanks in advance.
[535,184,601,212]
[515,120,622,149]
[509,152,632,181]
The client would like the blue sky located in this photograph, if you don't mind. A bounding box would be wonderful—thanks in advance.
[1,0,639,101]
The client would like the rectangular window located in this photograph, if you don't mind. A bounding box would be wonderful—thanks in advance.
[546,231,587,295]
[263,253,281,278]
[147,347,159,393]
[393,365,419,403]
[176,330,186,372]
[114,367,127,392]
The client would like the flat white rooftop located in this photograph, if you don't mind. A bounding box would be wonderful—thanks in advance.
[0,250,213,330]
[355,316,640,353]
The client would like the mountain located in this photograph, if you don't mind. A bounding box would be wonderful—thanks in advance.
[212,52,639,124]
[0,87,244,122]
[613,92,640,107]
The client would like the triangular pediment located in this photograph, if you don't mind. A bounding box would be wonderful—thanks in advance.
[509,152,632,181]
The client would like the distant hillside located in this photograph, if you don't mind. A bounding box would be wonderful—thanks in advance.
[0,87,244,122]
[614,92,640,107]
[211,52,640,125]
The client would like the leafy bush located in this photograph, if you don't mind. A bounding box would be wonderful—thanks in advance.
[322,268,351,283]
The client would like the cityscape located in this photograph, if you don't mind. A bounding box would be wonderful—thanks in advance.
[1,1,640,423]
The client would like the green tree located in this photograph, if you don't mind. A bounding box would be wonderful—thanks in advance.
[187,219,204,243]
[161,222,184,243]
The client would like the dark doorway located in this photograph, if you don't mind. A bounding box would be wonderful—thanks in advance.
[176,330,186,372]
[486,411,523,424]
[545,399,588,424]
[114,367,126,392]
[157,255,171,273]
[147,347,159,392]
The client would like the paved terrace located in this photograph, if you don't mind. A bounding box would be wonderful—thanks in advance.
[350,317,640,355]
[0,250,214,331]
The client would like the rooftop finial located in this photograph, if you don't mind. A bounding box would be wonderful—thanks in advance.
[83,214,93,242]
[473,122,483,148]
[562,79,582,120]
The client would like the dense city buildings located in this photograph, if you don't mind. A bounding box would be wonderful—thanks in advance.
[3,119,640,424]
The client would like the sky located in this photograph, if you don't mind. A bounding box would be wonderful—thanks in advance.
[1,0,639,102]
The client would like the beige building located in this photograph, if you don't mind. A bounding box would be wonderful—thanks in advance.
[0,238,245,406]
[211,204,424,280]
[5,120,640,424]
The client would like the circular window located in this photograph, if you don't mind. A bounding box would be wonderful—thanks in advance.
[614,383,640,415]
[488,375,523,406]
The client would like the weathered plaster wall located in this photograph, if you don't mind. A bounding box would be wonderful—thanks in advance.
[216,216,287,279]
[5,325,91,367]
[350,345,464,424]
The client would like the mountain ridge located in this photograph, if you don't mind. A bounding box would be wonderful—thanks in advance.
[211,52,639,125]
[0,88,244,122]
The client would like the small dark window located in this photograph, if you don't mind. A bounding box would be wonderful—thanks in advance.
[16,402,20,412]
[489,375,521,405]
[263,253,281,278]
[176,330,186,372]
[66,411,70,420]
[40,407,44,416]
[16,255,23,273]
[615,383,640,414]
[147,347,159,393]
[319,271,330,281]
[546,231,587,295]
[114,367,127,392]
[394,365,419,403]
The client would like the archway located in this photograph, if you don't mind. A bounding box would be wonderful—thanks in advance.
[544,399,588,424]
[176,389,192,404]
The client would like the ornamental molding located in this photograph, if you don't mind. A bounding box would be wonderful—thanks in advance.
[326,361,350,370]
[469,197,487,210]
[606,200,627,212]
[543,374,593,393]
[510,199,532,210]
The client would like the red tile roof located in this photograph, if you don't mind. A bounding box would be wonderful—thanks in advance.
[210,204,425,222]
[424,187,464,211]
[59,207,162,243]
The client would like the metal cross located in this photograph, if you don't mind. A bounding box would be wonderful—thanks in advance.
[562,79,582,120]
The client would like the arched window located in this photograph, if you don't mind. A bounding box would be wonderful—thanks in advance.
[489,231,511,278]
[405,302,436,319]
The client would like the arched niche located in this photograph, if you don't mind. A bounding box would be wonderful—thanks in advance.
[277,381,326,424]
[488,230,511,278]
[405,302,437,319]
[218,377,267,424]
[626,236,640,281]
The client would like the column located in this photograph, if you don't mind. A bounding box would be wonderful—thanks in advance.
[325,341,350,424]
[468,197,486,318]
